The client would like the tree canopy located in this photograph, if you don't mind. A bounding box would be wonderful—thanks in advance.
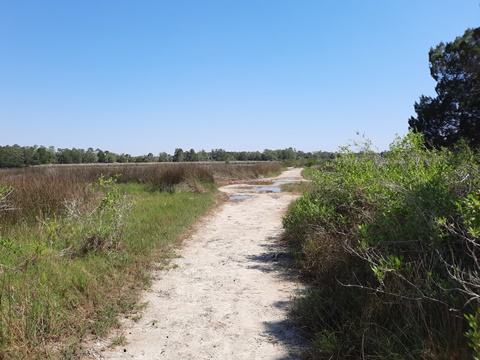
[409,27,480,148]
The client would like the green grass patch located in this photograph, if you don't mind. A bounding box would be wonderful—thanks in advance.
[280,181,312,195]
[300,167,318,180]
[0,182,218,358]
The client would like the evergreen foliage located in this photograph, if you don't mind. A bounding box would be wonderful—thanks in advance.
[409,27,480,148]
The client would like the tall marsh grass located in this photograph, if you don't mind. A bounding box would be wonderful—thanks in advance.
[0,162,281,224]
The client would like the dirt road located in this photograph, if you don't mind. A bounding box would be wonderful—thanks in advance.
[85,168,307,359]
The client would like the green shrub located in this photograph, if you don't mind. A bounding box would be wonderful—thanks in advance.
[284,133,480,359]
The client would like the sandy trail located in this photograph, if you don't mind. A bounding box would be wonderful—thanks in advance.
[85,168,306,359]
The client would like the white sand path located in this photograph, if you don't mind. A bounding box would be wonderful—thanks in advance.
[84,168,307,359]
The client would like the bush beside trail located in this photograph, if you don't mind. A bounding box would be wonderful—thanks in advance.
[283,133,480,359]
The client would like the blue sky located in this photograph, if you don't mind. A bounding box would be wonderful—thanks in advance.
[1,1,479,155]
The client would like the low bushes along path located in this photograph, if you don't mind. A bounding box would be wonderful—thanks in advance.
[85,168,307,359]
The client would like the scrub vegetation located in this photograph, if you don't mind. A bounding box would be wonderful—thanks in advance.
[284,25,480,359]
[283,133,480,359]
[0,162,281,358]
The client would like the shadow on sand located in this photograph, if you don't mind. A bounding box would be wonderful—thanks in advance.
[245,237,310,359]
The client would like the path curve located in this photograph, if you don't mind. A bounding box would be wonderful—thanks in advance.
[85,168,306,359]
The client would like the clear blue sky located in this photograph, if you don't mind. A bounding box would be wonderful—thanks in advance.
[1,1,479,155]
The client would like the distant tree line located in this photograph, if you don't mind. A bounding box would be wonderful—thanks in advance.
[0,145,335,168]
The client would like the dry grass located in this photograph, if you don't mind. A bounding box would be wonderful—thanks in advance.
[0,162,282,225]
